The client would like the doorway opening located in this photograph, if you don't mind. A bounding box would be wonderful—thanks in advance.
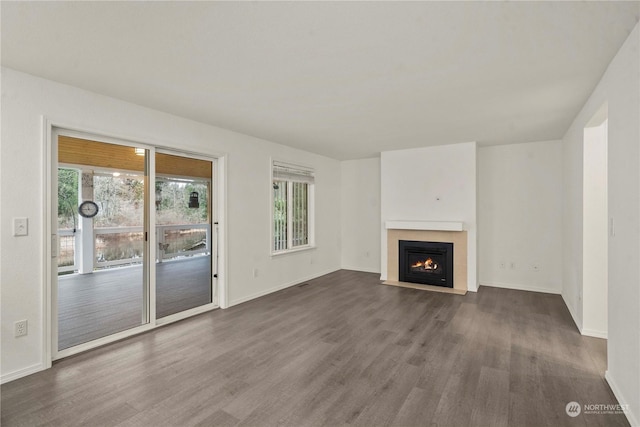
[582,103,608,340]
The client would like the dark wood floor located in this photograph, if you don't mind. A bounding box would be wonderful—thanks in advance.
[58,256,211,349]
[3,270,627,426]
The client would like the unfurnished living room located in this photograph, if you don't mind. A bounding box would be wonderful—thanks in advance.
[1,1,639,426]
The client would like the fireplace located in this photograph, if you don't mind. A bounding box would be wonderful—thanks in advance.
[399,240,454,288]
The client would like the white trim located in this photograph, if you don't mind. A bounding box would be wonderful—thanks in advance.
[40,117,228,160]
[147,146,156,325]
[154,147,219,312]
[156,303,219,326]
[216,155,228,308]
[270,157,315,255]
[54,126,156,153]
[581,328,608,339]
[605,370,639,427]
[42,118,54,372]
[562,291,583,332]
[480,281,561,295]
[308,183,316,249]
[1,363,46,385]
[42,118,229,366]
[287,180,293,248]
[55,323,156,360]
[229,268,338,307]
[271,245,316,257]
[341,266,381,274]
[385,220,464,231]
[51,126,156,360]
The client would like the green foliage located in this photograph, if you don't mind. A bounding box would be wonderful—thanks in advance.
[58,169,78,229]
[156,180,209,225]
[273,180,287,221]
[93,175,145,227]
[89,176,210,227]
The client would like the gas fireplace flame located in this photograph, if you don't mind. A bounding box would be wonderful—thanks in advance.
[412,258,438,270]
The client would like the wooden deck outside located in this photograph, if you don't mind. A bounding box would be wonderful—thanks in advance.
[58,256,211,350]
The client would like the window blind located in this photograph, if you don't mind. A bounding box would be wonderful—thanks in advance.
[272,163,314,184]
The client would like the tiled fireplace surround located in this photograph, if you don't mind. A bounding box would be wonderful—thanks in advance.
[385,222,468,293]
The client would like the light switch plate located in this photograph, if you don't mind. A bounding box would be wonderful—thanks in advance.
[13,217,28,236]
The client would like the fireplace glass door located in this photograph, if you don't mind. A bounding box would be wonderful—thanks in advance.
[399,240,454,288]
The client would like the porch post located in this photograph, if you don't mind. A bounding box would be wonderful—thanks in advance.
[78,170,95,274]
[157,226,164,263]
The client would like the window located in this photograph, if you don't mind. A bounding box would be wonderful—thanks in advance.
[272,162,314,253]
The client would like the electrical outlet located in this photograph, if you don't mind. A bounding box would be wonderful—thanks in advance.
[499,262,505,269]
[14,320,28,337]
[510,262,516,270]
[532,264,540,272]
[13,217,28,236]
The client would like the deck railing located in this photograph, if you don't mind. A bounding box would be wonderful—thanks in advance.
[94,226,145,268]
[58,223,211,273]
[58,229,78,273]
[157,224,211,262]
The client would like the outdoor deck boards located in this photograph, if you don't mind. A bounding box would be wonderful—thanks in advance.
[58,256,211,350]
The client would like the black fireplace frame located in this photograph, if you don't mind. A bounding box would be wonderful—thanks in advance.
[399,240,454,288]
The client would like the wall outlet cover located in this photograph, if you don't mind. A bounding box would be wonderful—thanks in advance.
[14,320,28,337]
[13,217,28,236]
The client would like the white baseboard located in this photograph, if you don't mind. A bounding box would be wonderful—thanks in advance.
[605,370,639,427]
[480,281,561,295]
[562,291,583,333]
[229,268,339,307]
[1,362,45,384]
[341,265,380,274]
[581,328,607,339]
[560,293,607,338]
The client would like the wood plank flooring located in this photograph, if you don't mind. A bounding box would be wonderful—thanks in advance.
[2,270,628,426]
[58,256,211,350]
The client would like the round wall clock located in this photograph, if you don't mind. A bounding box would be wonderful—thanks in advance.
[78,200,99,218]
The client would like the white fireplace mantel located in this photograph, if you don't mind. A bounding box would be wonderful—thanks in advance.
[385,220,464,232]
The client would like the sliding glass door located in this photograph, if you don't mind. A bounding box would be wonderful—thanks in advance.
[56,135,149,351]
[155,152,213,318]
[54,132,218,356]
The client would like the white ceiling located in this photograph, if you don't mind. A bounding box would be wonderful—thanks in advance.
[2,1,639,160]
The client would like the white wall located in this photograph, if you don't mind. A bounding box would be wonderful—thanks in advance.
[477,140,563,294]
[582,120,608,337]
[562,23,639,426]
[340,158,381,273]
[380,142,477,291]
[0,68,342,381]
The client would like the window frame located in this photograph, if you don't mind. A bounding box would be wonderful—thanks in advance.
[271,160,315,255]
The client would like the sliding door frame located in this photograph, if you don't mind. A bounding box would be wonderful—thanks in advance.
[42,118,228,366]
[154,148,220,325]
